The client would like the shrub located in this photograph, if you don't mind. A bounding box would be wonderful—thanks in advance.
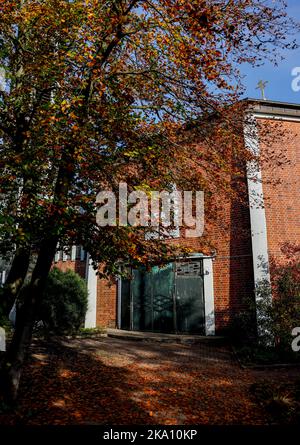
[37,267,88,335]
[271,262,300,352]
[230,298,257,345]
[256,249,300,351]
[233,245,300,356]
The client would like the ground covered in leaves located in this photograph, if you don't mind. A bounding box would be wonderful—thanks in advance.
[0,337,299,425]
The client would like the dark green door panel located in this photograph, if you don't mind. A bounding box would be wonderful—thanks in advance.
[175,260,205,334]
[131,268,145,331]
[175,276,204,333]
[121,260,205,334]
[131,264,174,332]
[120,278,131,330]
[151,264,174,332]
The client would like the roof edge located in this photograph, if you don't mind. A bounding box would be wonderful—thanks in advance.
[242,97,300,118]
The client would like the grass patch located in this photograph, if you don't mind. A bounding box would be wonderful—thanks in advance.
[77,326,106,337]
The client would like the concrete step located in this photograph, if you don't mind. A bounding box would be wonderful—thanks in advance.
[107,328,227,345]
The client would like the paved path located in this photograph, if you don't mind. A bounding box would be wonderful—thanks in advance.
[0,338,299,425]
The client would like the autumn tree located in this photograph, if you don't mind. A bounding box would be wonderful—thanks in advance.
[0,0,297,401]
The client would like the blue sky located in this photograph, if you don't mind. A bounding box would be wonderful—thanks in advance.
[240,0,300,103]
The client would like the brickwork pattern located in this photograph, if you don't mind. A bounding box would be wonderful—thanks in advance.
[53,117,299,334]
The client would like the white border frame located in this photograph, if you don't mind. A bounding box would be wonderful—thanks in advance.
[85,254,98,328]
[203,258,215,336]
[116,254,215,335]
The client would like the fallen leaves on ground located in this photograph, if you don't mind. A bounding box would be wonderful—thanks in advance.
[0,338,299,425]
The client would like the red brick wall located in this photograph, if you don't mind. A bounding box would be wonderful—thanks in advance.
[53,259,87,279]
[167,189,254,333]
[96,275,117,328]
[53,117,299,334]
[53,198,254,334]
[259,119,300,263]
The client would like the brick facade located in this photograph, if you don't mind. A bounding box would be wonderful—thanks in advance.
[52,259,87,280]
[54,99,300,335]
[260,119,300,262]
[96,276,117,328]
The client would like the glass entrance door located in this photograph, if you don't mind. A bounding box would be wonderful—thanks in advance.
[175,261,205,333]
[120,260,205,334]
[131,263,174,332]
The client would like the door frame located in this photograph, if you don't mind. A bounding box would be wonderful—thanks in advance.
[174,259,205,334]
[117,253,215,336]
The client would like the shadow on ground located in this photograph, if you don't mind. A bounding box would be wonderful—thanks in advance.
[0,339,155,425]
[0,337,299,425]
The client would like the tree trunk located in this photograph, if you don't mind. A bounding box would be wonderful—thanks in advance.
[0,286,36,403]
[0,238,57,403]
[0,247,31,318]
[0,40,84,401]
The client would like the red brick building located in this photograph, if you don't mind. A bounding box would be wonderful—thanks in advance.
[54,99,300,336]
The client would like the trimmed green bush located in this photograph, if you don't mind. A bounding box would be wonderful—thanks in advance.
[37,267,88,335]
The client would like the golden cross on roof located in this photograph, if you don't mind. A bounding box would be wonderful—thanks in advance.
[256,80,268,100]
